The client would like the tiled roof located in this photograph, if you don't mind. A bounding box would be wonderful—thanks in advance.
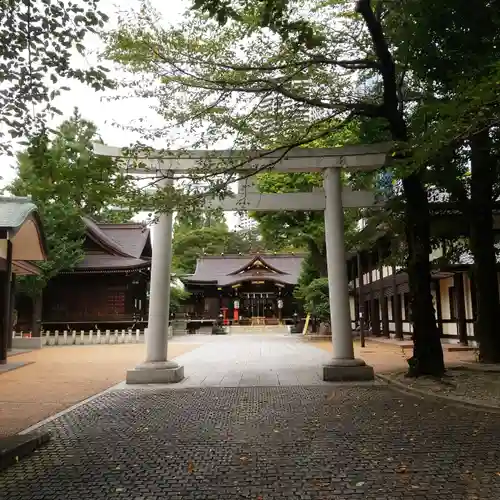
[98,223,150,258]
[185,253,306,286]
[0,196,48,267]
[82,218,131,257]
[0,196,38,231]
[73,218,151,271]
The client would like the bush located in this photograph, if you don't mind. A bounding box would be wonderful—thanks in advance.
[300,277,330,322]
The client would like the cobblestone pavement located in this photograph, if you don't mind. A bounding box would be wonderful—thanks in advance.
[2,385,500,499]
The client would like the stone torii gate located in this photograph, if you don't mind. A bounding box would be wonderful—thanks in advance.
[94,143,390,383]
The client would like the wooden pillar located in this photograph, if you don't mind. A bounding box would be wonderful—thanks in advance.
[454,272,468,345]
[378,247,390,337]
[434,279,444,337]
[368,252,380,336]
[354,293,360,329]
[0,240,13,363]
[357,252,365,348]
[350,260,358,328]
[469,272,479,341]
[381,296,390,337]
[31,292,43,337]
[7,275,16,349]
[391,265,403,340]
[469,271,477,320]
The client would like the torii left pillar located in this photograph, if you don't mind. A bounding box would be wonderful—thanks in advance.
[126,177,184,384]
[322,167,374,381]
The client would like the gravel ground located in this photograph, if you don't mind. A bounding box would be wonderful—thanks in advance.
[311,339,476,373]
[392,367,500,407]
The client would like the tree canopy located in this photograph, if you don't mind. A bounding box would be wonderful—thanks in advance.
[1,0,113,151]
[9,111,137,295]
[172,209,268,274]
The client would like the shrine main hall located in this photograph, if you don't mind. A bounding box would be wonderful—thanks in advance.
[181,253,305,325]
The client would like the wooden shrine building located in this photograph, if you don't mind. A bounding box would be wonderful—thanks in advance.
[0,196,48,363]
[181,253,305,325]
[345,203,500,345]
[16,217,152,333]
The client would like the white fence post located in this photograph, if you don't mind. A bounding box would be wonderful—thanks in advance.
[38,327,150,347]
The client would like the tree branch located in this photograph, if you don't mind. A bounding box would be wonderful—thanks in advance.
[356,0,406,139]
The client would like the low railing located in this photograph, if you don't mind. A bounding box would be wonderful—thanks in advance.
[12,327,173,346]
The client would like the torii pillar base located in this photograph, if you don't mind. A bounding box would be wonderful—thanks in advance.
[126,361,184,385]
[323,358,374,382]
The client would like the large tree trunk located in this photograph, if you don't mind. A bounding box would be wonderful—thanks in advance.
[468,130,500,362]
[402,173,445,376]
[356,0,444,376]
[308,240,328,277]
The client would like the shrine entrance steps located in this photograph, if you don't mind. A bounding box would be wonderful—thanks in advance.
[228,324,289,335]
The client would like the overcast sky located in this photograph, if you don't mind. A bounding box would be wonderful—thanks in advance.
[0,0,240,229]
[1,0,178,185]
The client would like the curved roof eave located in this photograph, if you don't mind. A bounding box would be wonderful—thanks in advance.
[228,254,288,276]
[221,276,295,287]
[82,217,133,258]
[0,198,48,259]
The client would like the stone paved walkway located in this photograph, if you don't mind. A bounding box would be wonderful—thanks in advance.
[2,384,500,499]
[150,334,475,387]
[166,334,333,387]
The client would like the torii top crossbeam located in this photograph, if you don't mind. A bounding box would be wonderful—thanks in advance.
[93,143,392,174]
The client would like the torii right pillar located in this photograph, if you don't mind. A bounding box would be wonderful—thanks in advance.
[322,167,374,381]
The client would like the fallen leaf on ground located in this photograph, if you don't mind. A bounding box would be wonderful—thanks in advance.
[187,461,194,474]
